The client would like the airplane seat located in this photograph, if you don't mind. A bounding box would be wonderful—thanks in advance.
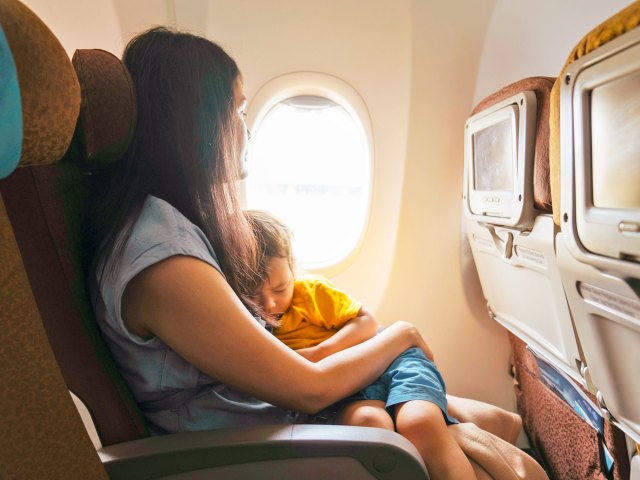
[463,77,618,478]
[463,74,632,479]
[463,76,583,381]
[1,42,149,448]
[57,47,150,446]
[0,0,108,477]
[551,0,640,476]
[0,1,430,478]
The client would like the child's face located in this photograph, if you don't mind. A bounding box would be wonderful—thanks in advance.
[253,256,295,317]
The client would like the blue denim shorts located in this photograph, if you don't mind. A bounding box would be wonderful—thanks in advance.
[348,347,458,424]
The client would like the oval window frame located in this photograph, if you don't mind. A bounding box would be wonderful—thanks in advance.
[244,72,374,275]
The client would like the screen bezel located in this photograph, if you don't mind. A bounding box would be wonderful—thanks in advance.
[464,91,537,228]
[573,41,640,261]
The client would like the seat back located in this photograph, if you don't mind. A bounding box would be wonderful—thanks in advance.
[463,76,584,383]
[0,0,148,450]
[0,0,106,476]
[553,0,640,445]
[461,77,633,478]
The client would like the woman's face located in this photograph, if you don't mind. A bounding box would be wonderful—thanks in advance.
[234,79,250,178]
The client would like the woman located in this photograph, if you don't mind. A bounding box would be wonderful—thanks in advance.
[85,28,548,480]
[87,26,434,436]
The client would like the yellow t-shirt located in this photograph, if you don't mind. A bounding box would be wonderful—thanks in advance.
[274,274,362,350]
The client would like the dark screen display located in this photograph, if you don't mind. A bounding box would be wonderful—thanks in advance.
[591,70,640,209]
[473,118,514,192]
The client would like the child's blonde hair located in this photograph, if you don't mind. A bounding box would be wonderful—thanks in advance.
[244,210,295,294]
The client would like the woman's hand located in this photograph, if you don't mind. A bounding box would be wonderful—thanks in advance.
[385,320,435,361]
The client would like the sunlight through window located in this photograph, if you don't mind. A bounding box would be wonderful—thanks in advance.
[246,95,370,268]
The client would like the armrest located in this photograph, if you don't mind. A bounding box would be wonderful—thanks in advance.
[98,424,429,479]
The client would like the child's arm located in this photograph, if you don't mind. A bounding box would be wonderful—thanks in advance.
[295,306,379,362]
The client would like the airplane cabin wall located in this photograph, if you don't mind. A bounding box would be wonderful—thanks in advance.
[474,0,634,104]
[18,0,169,57]
[374,0,510,408]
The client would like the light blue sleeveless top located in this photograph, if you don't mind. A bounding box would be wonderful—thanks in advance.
[93,195,301,434]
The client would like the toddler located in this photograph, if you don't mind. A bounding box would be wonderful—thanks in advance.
[244,209,477,480]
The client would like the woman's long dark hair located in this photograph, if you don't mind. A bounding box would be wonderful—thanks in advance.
[86,27,259,309]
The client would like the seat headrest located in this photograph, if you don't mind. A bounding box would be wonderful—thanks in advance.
[471,76,555,212]
[0,24,21,179]
[0,0,80,174]
[72,49,136,166]
[549,1,640,225]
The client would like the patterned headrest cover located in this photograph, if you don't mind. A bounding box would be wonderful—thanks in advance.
[0,24,21,179]
[549,1,640,226]
[0,0,80,170]
[471,77,556,213]
[72,49,136,166]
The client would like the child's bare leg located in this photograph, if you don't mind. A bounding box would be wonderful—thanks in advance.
[395,400,477,480]
[335,400,394,430]
[446,394,522,445]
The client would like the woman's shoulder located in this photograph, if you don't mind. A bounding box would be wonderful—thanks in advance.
[95,195,223,341]
[135,195,192,239]
[131,196,207,249]
[109,195,221,278]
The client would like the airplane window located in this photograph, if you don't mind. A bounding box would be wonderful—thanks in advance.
[245,93,371,269]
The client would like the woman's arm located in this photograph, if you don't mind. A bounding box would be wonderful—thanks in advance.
[297,307,435,363]
[122,255,430,414]
[295,307,379,362]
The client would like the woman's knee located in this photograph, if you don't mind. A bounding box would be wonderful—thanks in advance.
[337,400,394,430]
